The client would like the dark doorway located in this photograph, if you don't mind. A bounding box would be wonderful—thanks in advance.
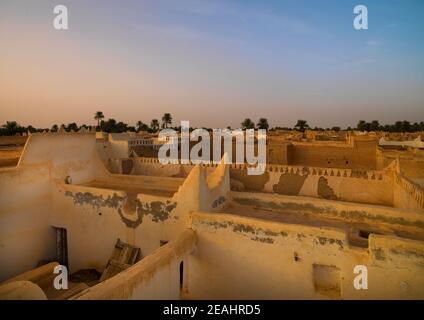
[54,227,68,268]
[179,260,184,290]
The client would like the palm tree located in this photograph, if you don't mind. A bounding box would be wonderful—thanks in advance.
[150,119,160,132]
[2,121,20,135]
[26,125,36,133]
[241,118,255,130]
[66,123,78,132]
[357,120,367,131]
[257,118,269,130]
[394,121,403,132]
[370,120,380,131]
[136,121,148,132]
[94,111,104,128]
[294,119,309,132]
[162,113,172,129]
[401,120,411,132]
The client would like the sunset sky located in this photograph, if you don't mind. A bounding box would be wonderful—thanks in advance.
[0,0,423,129]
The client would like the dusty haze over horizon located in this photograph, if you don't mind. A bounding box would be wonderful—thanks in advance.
[1,0,423,129]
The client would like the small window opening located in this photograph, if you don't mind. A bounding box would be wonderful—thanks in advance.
[359,230,371,239]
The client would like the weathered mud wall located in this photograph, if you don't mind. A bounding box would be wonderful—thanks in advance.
[230,165,394,207]
[187,212,424,299]
[0,166,55,281]
[19,133,109,184]
[0,133,112,280]
[231,191,424,236]
[131,160,193,177]
[393,174,424,210]
[50,160,229,273]
[51,184,129,272]
[74,230,196,300]
[52,181,187,272]
[266,142,292,165]
[101,174,185,194]
[290,140,377,170]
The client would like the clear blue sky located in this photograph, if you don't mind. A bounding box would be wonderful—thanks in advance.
[0,0,423,128]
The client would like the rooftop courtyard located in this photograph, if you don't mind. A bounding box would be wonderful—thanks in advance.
[0,131,423,300]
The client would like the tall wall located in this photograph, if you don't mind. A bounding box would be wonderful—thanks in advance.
[289,139,378,170]
[19,133,108,184]
[267,142,292,165]
[50,184,130,272]
[0,166,55,281]
[0,133,111,281]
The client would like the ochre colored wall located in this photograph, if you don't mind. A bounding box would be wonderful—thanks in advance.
[289,140,377,170]
[393,175,424,210]
[0,133,110,280]
[187,212,424,299]
[49,163,228,274]
[230,166,394,207]
[74,230,196,300]
[267,143,291,165]
[0,166,55,281]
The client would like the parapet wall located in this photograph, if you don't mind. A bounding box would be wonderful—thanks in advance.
[114,157,424,210]
[231,164,394,207]
[394,173,424,210]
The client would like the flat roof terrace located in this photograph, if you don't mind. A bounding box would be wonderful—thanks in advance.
[80,180,177,198]
[78,173,185,196]
[221,192,424,247]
